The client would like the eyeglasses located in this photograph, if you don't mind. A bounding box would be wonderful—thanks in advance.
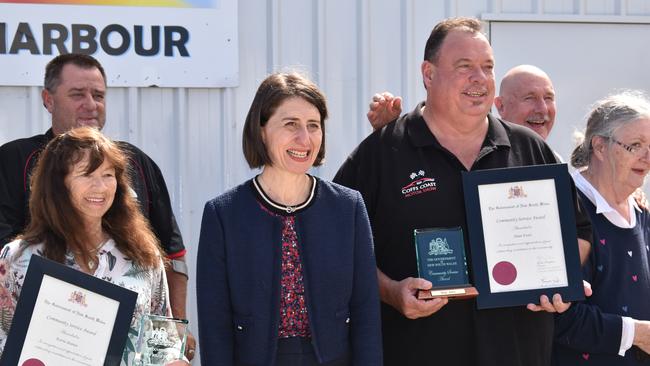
[611,138,650,157]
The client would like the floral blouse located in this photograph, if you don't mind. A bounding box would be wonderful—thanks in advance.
[0,238,170,365]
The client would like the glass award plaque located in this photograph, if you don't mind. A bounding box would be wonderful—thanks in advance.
[134,314,189,365]
[414,227,478,300]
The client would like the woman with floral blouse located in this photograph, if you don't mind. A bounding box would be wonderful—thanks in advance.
[0,127,186,365]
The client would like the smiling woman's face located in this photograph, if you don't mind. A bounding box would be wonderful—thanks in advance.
[261,97,323,176]
[64,151,116,226]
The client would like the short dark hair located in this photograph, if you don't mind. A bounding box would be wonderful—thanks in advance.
[423,17,484,62]
[44,53,107,92]
[242,72,328,168]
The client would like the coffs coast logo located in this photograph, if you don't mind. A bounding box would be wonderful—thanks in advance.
[400,170,437,198]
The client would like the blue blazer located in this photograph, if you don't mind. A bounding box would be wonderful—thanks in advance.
[196,178,382,365]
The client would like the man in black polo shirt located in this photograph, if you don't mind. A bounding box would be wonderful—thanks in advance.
[334,17,592,366]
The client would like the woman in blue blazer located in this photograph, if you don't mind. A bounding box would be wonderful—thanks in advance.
[196,72,382,366]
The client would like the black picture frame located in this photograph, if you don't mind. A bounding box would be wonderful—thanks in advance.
[1,255,137,366]
[461,163,584,309]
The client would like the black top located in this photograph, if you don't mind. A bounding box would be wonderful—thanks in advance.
[0,129,185,257]
[334,102,592,366]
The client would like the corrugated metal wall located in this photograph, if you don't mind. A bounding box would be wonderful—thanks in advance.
[2,0,649,363]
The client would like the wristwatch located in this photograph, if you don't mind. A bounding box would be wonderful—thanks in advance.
[171,259,189,278]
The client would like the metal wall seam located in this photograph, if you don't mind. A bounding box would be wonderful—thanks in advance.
[356,0,370,141]
[173,87,187,217]
[269,0,280,73]
[402,0,415,111]
[127,86,140,146]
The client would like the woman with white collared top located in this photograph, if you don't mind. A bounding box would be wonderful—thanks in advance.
[554,91,650,365]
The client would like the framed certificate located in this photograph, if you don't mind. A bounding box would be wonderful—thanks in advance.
[1,255,138,366]
[461,164,584,309]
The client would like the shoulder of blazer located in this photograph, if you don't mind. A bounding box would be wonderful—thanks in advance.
[302,179,361,230]
[314,178,361,204]
[209,179,256,209]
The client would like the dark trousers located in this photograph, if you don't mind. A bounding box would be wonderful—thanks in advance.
[276,337,350,366]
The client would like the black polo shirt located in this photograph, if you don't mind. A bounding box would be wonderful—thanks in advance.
[334,102,592,366]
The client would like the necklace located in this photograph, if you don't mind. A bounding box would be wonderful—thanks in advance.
[253,175,316,214]
[72,239,106,271]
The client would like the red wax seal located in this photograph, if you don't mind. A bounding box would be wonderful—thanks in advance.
[22,359,45,366]
[492,261,517,285]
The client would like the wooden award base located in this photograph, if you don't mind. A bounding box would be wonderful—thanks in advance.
[417,286,479,300]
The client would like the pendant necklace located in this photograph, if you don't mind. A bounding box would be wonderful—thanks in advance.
[74,240,105,271]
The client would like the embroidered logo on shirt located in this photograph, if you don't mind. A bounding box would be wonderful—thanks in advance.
[401,170,437,198]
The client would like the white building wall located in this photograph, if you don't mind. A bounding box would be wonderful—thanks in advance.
[1,1,649,363]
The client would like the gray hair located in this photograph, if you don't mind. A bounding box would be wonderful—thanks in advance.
[571,91,650,168]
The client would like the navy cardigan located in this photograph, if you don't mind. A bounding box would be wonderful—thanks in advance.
[196,178,382,365]
[553,191,650,365]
